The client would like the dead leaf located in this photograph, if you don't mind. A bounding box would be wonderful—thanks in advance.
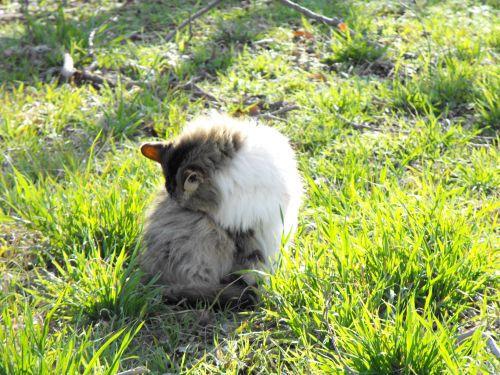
[308,73,327,82]
[248,105,261,115]
[293,30,314,39]
[338,23,349,32]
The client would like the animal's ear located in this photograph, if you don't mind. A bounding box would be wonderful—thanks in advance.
[140,142,172,163]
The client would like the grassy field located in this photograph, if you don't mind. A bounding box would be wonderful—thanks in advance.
[0,0,499,373]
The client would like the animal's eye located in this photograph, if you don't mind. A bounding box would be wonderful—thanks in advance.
[184,171,201,192]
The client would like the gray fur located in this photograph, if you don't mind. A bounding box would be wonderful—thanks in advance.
[141,192,255,306]
[140,125,261,306]
[154,126,243,214]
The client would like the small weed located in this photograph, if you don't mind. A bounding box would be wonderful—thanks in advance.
[327,30,386,65]
[475,78,500,131]
[214,18,259,46]
[393,57,478,115]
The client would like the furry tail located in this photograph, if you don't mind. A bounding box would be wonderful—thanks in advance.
[162,280,257,309]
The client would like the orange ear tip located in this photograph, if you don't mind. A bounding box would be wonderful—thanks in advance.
[140,143,161,162]
[140,143,150,156]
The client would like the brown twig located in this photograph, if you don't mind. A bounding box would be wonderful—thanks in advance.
[332,111,382,132]
[329,108,411,134]
[78,69,117,88]
[267,104,302,117]
[181,81,221,104]
[257,104,301,121]
[60,52,145,89]
[259,113,288,123]
[279,0,384,48]
[165,0,225,43]
[79,70,147,90]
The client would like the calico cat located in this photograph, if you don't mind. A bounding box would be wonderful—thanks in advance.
[140,112,302,305]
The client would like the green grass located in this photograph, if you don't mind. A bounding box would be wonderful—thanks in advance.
[1,0,499,373]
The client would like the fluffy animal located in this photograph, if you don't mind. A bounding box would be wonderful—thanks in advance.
[140,191,253,306]
[140,113,302,305]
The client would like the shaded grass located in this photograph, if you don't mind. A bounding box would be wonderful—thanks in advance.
[1,0,499,373]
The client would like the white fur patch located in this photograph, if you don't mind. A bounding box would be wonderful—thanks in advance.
[189,113,303,267]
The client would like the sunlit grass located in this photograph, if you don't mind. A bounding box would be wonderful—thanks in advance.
[1,0,499,373]
[0,293,143,374]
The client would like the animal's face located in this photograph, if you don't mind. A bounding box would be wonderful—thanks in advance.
[141,141,220,213]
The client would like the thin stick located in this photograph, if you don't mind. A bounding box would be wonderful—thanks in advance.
[266,104,302,117]
[75,69,143,89]
[468,143,490,148]
[164,0,224,43]
[60,52,113,87]
[115,367,149,375]
[257,104,301,121]
[279,0,383,48]
[259,113,288,123]
[473,135,496,142]
[279,0,342,26]
[80,69,115,87]
[332,111,381,132]
[180,80,221,104]
[456,327,500,359]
